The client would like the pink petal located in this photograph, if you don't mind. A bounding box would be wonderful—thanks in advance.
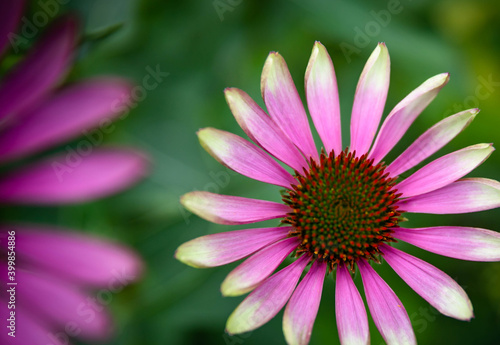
[283,260,326,345]
[397,178,500,214]
[261,52,318,160]
[381,245,473,321]
[0,1,25,55]
[5,225,143,286]
[225,88,308,172]
[350,43,390,155]
[387,109,478,177]
[226,255,310,334]
[369,73,449,164]
[396,143,494,198]
[175,226,290,268]
[0,78,133,162]
[393,226,500,261]
[305,41,342,155]
[0,148,149,204]
[0,16,77,121]
[358,260,416,345]
[335,265,369,345]
[180,191,290,225]
[198,127,296,188]
[221,237,300,296]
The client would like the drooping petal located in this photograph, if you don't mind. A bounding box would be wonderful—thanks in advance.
[225,88,308,172]
[381,245,473,321]
[0,1,25,56]
[261,52,318,160]
[198,127,296,188]
[180,191,290,225]
[369,73,449,164]
[397,178,500,214]
[0,16,77,121]
[358,260,416,345]
[387,109,478,177]
[4,225,143,286]
[393,226,500,261]
[335,265,369,345]
[283,260,326,345]
[221,237,300,297]
[226,255,309,334]
[350,43,390,155]
[305,41,342,155]
[175,226,290,268]
[0,78,132,162]
[0,149,148,205]
[396,143,494,198]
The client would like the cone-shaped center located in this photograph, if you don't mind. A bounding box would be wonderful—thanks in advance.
[282,150,401,270]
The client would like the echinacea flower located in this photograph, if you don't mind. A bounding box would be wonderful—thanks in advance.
[176,41,500,345]
[0,3,148,344]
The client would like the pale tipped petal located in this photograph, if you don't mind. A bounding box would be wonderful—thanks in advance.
[397,178,500,214]
[261,52,318,160]
[175,226,290,268]
[369,73,449,163]
[350,43,390,155]
[180,191,290,225]
[198,127,296,188]
[305,41,342,155]
[358,260,416,345]
[396,143,494,198]
[221,237,300,297]
[335,265,369,345]
[381,245,473,321]
[226,255,310,334]
[225,88,308,171]
[393,226,500,262]
[283,260,326,345]
[388,109,478,177]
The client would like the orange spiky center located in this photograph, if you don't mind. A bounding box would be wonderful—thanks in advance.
[282,149,402,271]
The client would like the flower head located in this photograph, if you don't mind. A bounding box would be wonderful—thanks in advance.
[176,41,500,345]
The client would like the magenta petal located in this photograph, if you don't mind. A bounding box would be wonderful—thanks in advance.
[358,260,416,345]
[0,148,149,204]
[393,226,500,261]
[397,178,500,214]
[181,191,290,225]
[381,245,473,321]
[221,237,300,296]
[226,255,310,334]
[0,78,132,162]
[283,260,326,345]
[0,1,25,55]
[0,16,77,121]
[335,265,369,345]
[261,52,318,160]
[8,225,143,286]
[175,226,290,268]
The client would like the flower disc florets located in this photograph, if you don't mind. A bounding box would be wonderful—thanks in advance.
[283,149,402,270]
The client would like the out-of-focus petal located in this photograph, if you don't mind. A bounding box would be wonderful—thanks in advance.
[0,78,132,162]
[305,41,342,155]
[198,127,296,188]
[261,52,318,160]
[0,1,25,55]
[180,191,290,225]
[393,226,500,261]
[175,226,290,268]
[0,148,149,204]
[350,43,390,155]
[226,255,309,334]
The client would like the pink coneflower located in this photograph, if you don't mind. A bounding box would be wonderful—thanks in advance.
[0,3,148,344]
[176,41,500,345]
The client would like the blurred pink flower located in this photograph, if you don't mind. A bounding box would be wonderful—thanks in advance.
[0,3,148,344]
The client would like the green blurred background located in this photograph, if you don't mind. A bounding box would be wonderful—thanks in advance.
[10,0,500,344]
